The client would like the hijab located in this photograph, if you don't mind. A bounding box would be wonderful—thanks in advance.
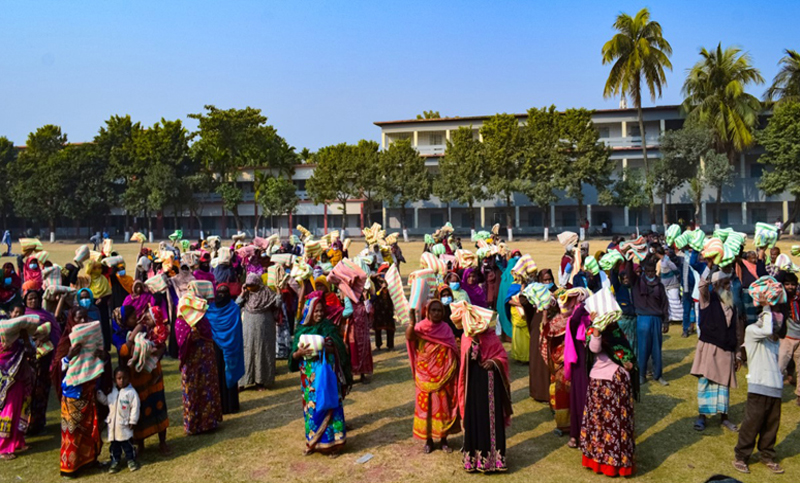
[86,260,111,299]
[0,263,21,302]
[462,268,487,308]
[206,283,244,388]
[122,280,155,319]
[241,273,280,314]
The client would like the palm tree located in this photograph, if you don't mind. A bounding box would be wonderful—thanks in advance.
[681,43,764,224]
[602,7,672,229]
[765,49,800,104]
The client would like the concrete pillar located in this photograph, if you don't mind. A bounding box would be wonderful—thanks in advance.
[621,121,627,138]
[701,202,707,226]
[587,204,592,226]
[445,129,451,142]
[783,200,790,224]
[447,204,452,223]
[624,206,630,227]
[550,205,556,228]
[622,158,628,178]
[480,206,486,227]
[740,153,746,178]
[660,119,666,135]
[382,206,387,228]
[414,207,419,229]
[478,132,483,143]
[515,206,520,228]
[381,132,386,150]
[741,202,747,225]
[413,131,418,147]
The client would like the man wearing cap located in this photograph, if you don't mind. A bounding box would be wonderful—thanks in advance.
[691,269,741,433]
[626,257,669,386]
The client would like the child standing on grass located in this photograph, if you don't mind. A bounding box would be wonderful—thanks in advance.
[97,366,141,473]
[733,278,786,475]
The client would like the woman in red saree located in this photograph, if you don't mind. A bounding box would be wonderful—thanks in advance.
[540,293,571,435]
[405,300,460,453]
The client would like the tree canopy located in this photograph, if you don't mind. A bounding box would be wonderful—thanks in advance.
[307,143,360,229]
[758,101,800,225]
[377,139,430,231]
[434,126,487,228]
[481,113,525,229]
[765,49,800,105]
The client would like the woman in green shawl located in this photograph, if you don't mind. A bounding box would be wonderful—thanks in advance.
[290,296,352,456]
[495,251,521,341]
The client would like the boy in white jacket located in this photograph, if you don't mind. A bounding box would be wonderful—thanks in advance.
[97,366,141,473]
[733,302,785,475]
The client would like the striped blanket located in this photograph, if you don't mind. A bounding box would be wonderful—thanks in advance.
[65,321,104,387]
[0,315,41,348]
[129,332,158,373]
[385,264,409,326]
[408,268,436,316]
[327,258,367,303]
[178,293,208,327]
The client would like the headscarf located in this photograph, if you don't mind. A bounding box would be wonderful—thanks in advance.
[240,273,280,314]
[85,260,111,299]
[461,268,487,308]
[76,288,101,322]
[24,291,60,347]
[22,257,43,292]
[594,322,640,401]
[111,304,135,351]
[122,280,155,319]
[52,308,86,399]
[206,284,244,388]
[560,289,591,381]
[495,255,519,337]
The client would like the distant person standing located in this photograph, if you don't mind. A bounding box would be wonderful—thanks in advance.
[1,230,10,256]
[90,232,101,251]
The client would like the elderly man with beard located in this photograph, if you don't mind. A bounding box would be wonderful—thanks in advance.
[691,269,741,432]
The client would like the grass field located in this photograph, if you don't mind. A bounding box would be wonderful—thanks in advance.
[3,237,800,483]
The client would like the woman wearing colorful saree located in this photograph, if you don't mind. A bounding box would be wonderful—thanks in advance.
[290,297,352,456]
[23,290,60,435]
[175,297,223,435]
[452,301,512,473]
[405,301,460,453]
[0,316,34,460]
[113,305,170,455]
[57,307,104,477]
[541,294,572,434]
[122,280,155,320]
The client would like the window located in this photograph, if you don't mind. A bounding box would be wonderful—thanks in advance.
[395,133,411,141]
[430,213,444,228]
[461,212,473,228]
[718,209,729,225]
[562,210,577,227]
[296,215,310,228]
[528,210,543,227]
[429,133,443,145]
[628,125,641,137]
[597,127,610,138]
[749,164,764,178]
[750,208,768,223]
[294,179,307,191]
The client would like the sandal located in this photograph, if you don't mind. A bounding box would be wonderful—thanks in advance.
[732,460,750,474]
[423,443,433,454]
[0,453,16,460]
[721,420,739,433]
[441,444,453,454]
[763,461,785,474]
[693,417,706,432]
[567,438,578,448]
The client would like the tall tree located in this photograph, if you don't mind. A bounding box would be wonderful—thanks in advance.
[95,115,142,233]
[556,109,614,227]
[758,101,800,228]
[765,49,800,105]
[61,144,115,231]
[704,152,736,223]
[602,7,673,227]
[353,140,381,226]
[307,143,359,230]
[435,126,487,229]
[377,139,431,235]
[657,124,719,223]
[0,137,17,231]
[682,43,764,223]
[521,106,564,231]
[416,110,441,119]
[189,105,296,231]
[11,125,69,236]
[599,168,649,228]
[255,173,299,232]
[481,113,525,233]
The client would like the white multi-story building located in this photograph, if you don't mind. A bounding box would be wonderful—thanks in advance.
[374,105,790,235]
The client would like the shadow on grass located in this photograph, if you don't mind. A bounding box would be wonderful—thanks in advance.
[635,416,704,476]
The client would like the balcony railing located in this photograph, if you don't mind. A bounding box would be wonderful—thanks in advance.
[602,135,661,148]
[416,145,446,156]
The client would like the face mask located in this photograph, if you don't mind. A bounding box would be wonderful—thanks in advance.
[449,282,460,292]
[645,275,656,283]
[3,277,10,285]
[79,299,92,308]
[28,263,37,270]
[441,296,453,306]
[546,282,554,290]
[117,270,126,277]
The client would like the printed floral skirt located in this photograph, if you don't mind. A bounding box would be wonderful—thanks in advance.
[300,360,346,453]
[181,337,223,435]
[579,368,635,477]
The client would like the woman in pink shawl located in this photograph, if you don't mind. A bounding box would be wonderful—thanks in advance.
[559,287,592,448]
[23,290,60,435]
[461,268,487,308]
[455,304,512,473]
[122,280,156,319]
[21,258,42,292]
[405,300,460,454]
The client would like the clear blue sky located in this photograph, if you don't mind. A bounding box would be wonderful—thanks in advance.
[1,1,798,150]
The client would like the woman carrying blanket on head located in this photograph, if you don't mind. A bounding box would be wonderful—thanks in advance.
[0,312,35,461]
[290,296,352,456]
[405,300,460,454]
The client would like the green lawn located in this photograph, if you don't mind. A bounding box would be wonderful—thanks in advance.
[3,239,800,482]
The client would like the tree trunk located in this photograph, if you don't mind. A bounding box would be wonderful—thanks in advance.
[505,193,513,229]
[636,102,655,226]
[400,204,407,231]
[662,193,669,225]
[232,208,242,232]
[469,201,476,230]
[173,210,179,235]
[715,185,722,224]
[781,196,800,233]
[445,202,450,222]
[576,194,584,229]
[146,211,153,235]
[49,218,55,238]
[340,198,348,230]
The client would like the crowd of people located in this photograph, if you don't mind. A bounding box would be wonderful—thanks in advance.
[0,220,796,478]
